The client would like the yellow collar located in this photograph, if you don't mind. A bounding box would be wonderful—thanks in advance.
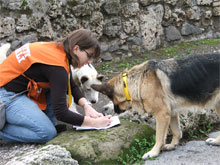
[122,72,131,101]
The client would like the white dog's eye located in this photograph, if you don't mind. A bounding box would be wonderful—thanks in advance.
[86,88,92,91]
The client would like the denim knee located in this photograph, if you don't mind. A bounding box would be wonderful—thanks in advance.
[38,126,57,144]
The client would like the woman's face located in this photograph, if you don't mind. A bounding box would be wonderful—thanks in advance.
[72,45,94,68]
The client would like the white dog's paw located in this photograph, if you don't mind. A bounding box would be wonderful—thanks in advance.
[142,150,159,160]
[163,144,176,151]
[206,138,220,146]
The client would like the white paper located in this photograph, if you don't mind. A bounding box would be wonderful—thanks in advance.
[73,116,120,130]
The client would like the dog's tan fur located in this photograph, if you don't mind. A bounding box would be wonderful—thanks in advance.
[92,54,220,159]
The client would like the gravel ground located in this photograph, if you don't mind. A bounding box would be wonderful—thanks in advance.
[0,40,220,164]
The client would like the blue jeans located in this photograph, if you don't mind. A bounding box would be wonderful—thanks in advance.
[0,87,57,144]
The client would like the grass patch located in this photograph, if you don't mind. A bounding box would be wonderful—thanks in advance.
[96,38,220,75]
[117,135,156,165]
[96,57,146,74]
[200,39,220,45]
[181,123,219,143]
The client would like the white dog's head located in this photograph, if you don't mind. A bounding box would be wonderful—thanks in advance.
[0,43,11,64]
[71,64,104,104]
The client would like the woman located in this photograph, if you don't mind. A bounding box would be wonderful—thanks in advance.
[0,29,112,143]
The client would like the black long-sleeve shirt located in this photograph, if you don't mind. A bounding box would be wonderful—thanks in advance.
[4,63,85,126]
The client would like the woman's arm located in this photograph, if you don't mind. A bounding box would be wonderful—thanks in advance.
[78,97,103,118]
[47,65,111,127]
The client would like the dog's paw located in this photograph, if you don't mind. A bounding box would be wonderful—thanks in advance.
[142,150,159,160]
[163,144,176,151]
[206,138,220,146]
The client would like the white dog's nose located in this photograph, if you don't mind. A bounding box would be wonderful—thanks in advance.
[91,100,96,104]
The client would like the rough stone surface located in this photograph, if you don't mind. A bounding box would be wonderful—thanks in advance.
[181,23,204,36]
[0,0,219,60]
[0,143,40,165]
[6,145,78,165]
[213,6,220,16]
[0,17,15,39]
[140,4,164,50]
[186,6,201,20]
[0,120,154,164]
[197,0,213,6]
[46,120,154,164]
[144,131,220,165]
[165,26,181,41]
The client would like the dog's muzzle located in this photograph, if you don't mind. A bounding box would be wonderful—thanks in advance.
[114,105,123,114]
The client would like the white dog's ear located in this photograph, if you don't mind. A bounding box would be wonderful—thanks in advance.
[80,76,89,84]
[97,74,104,82]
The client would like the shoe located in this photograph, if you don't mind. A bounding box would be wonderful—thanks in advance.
[55,124,67,133]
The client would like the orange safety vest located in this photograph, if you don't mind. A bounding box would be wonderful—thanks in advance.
[0,42,70,110]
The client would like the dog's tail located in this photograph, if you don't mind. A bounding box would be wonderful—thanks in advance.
[0,43,11,64]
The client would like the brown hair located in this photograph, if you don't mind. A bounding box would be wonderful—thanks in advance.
[56,28,101,68]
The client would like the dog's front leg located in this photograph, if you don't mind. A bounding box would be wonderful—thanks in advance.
[206,106,220,146]
[206,136,220,146]
[163,114,182,150]
[142,110,171,160]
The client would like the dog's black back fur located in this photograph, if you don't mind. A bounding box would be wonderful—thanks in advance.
[157,53,220,103]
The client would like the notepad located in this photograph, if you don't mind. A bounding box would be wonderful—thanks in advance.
[73,116,120,130]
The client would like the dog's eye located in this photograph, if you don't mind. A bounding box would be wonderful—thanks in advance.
[86,88,91,91]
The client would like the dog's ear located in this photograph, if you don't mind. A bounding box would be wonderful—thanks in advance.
[91,84,113,97]
[148,59,158,70]
[123,68,129,72]
[80,76,89,84]
[97,74,104,82]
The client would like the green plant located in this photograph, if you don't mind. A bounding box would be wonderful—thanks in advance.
[133,59,142,65]
[186,48,192,54]
[102,64,112,70]
[199,124,213,135]
[187,129,198,139]
[119,63,132,70]
[20,0,28,9]
[201,39,220,45]
[117,135,156,164]
[184,123,215,141]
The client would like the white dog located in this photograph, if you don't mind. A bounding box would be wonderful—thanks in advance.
[0,43,11,64]
[69,64,104,113]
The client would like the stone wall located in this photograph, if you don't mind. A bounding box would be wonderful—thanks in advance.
[0,0,219,61]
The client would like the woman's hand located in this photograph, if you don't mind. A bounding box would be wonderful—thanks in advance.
[79,98,103,118]
[82,115,112,128]
[93,115,112,128]
[84,104,103,118]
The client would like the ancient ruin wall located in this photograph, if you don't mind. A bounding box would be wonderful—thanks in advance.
[0,0,219,61]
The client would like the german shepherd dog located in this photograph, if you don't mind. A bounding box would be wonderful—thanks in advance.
[92,53,220,159]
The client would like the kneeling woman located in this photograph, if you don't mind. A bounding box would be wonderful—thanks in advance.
[0,29,112,143]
